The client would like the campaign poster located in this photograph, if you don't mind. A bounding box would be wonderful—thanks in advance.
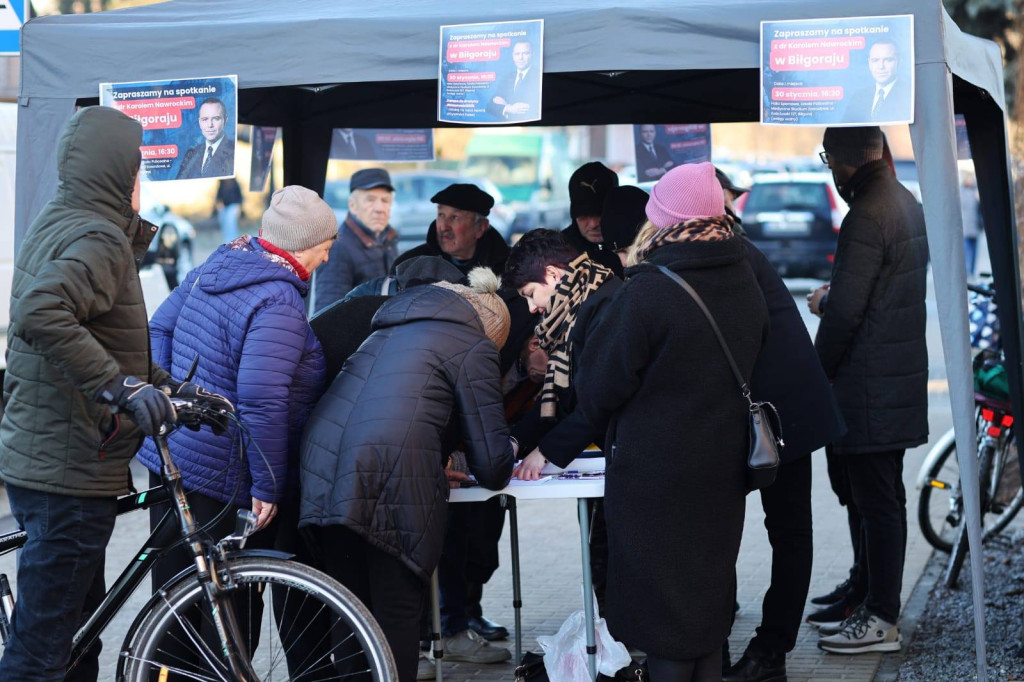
[438,19,543,125]
[99,75,238,182]
[250,126,278,192]
[760,15,914,126]
[633,124,712,182]
[329,128,435,161]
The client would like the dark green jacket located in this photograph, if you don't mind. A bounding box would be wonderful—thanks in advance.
[0,107,169,497]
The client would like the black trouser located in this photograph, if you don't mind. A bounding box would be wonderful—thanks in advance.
[826,446,866,597]
[438,498,506,634]
[148,472,278,679]
[844,450,907,624]
[744,454,814,656]
[586,498,609,615]
[647,649,721,682]
[0,484,117,682]
[322,525,426,682]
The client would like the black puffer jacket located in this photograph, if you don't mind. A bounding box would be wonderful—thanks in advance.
[815,160,929,455]
[299,285,514,582]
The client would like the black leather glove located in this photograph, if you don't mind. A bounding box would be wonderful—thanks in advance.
[165,381,235,436]
[100,375,177,437]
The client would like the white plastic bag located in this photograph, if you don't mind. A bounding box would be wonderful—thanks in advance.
[537,594,631,682]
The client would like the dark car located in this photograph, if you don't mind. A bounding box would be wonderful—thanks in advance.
[736,172,847,280]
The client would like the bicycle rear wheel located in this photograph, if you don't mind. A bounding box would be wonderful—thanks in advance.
[918,440,960,553]
[120,556,397,681]
[986,436,1022,537]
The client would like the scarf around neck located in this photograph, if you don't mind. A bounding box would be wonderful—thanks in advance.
[535,254,613,420]
[633,214,736,263]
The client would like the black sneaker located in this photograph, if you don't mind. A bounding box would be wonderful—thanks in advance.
[806,596,862,629]
[810,577,853,606]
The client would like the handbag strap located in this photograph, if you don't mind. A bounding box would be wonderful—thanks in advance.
[653,265,751,404]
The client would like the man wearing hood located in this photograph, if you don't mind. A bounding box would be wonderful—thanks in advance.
[312,168,399,314]
[560,162,623,276]
[0,107,182,680]
[392,183,510,276]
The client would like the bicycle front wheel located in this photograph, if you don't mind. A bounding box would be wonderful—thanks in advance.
[918,439,960,553]
[120,556,397,681]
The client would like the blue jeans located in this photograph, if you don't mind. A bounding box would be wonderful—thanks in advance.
[0,484,117,682]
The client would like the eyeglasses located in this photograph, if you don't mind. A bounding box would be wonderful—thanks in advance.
[819,151,831,166]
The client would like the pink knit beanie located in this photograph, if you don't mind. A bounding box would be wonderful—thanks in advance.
[645,162,726,229]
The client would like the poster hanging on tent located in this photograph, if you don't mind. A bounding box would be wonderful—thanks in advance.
[633,124,712,182]
[438,19,543,125]
[250,126,278,192]
[99,75,238,182]
[760,15,914,126]
[329,128,435,161]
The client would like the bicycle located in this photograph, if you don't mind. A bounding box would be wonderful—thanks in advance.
[915,282,1022,588]
[0,395,397,681]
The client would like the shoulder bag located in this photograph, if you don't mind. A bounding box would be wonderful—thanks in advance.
[654,265,784,492]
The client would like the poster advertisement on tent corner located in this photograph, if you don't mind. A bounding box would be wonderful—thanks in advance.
[99,75,239,182]
[760,15,914,127]
[438,19,544,125]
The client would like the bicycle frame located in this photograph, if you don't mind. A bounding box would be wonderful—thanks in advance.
[48,425,261,679]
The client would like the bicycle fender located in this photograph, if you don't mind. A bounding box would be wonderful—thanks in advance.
[915,427,957,490]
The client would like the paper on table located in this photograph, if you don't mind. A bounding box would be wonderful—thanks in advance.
[541,456,606,475]
[509,476,555,486]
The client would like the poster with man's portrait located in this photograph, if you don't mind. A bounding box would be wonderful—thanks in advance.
[439,19,544,125]
[99,75,238,181]
[761,15,914,126]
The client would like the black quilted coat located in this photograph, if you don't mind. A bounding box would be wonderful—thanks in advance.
[298,285,514,582]
[814,159,929,455]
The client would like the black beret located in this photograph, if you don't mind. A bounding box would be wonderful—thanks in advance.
[431,183,495,217]
[600,185,650,252]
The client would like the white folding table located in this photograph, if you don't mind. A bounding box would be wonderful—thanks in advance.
[430,458,605,681]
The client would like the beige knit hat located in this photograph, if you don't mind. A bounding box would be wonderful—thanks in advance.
[259,185,338,252]
[434,267,511,349]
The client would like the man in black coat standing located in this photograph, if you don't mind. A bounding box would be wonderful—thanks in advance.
[806,126,928,655]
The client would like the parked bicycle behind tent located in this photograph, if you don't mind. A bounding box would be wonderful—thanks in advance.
[916,281,1022,588]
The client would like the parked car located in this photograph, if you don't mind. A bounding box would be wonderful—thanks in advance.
[323,171,516,253]
[736,172,847,280]
[139,202,197,289]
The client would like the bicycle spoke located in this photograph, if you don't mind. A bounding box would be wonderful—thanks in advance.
[158,593,232,680]
[120,653,223,682]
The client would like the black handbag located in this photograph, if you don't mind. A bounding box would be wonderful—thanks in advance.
[655,265,784,492]
[514,652,549,681]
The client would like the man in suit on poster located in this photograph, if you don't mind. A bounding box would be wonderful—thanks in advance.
[844,39,912,124]
[176,97,236,179]
[488,39,541,121]
[635,124,675,181]
[330,128,375,159]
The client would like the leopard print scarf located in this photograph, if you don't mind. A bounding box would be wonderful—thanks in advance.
[535,254,613,420]
[633,214,736,263]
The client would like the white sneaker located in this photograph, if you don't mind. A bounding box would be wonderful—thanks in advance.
[817,605,902,654]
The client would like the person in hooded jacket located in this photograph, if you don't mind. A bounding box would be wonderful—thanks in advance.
[560,161,624,276]
[577,162,769,682]
[299,268,516,682]
[0,107,184,682]
[392,183,510,276]
[136,186,334,674]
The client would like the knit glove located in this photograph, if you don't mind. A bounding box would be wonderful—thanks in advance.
[162,380,234,436]
[99,375,177,437]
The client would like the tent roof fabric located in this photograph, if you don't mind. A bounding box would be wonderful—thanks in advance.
[19,0,1005,116]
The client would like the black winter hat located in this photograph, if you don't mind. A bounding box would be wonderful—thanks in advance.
[350,168,394,192]
[600,186,650,252]
[569,162,619,219]
[431,183,495,217]
[822,127,884,168]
